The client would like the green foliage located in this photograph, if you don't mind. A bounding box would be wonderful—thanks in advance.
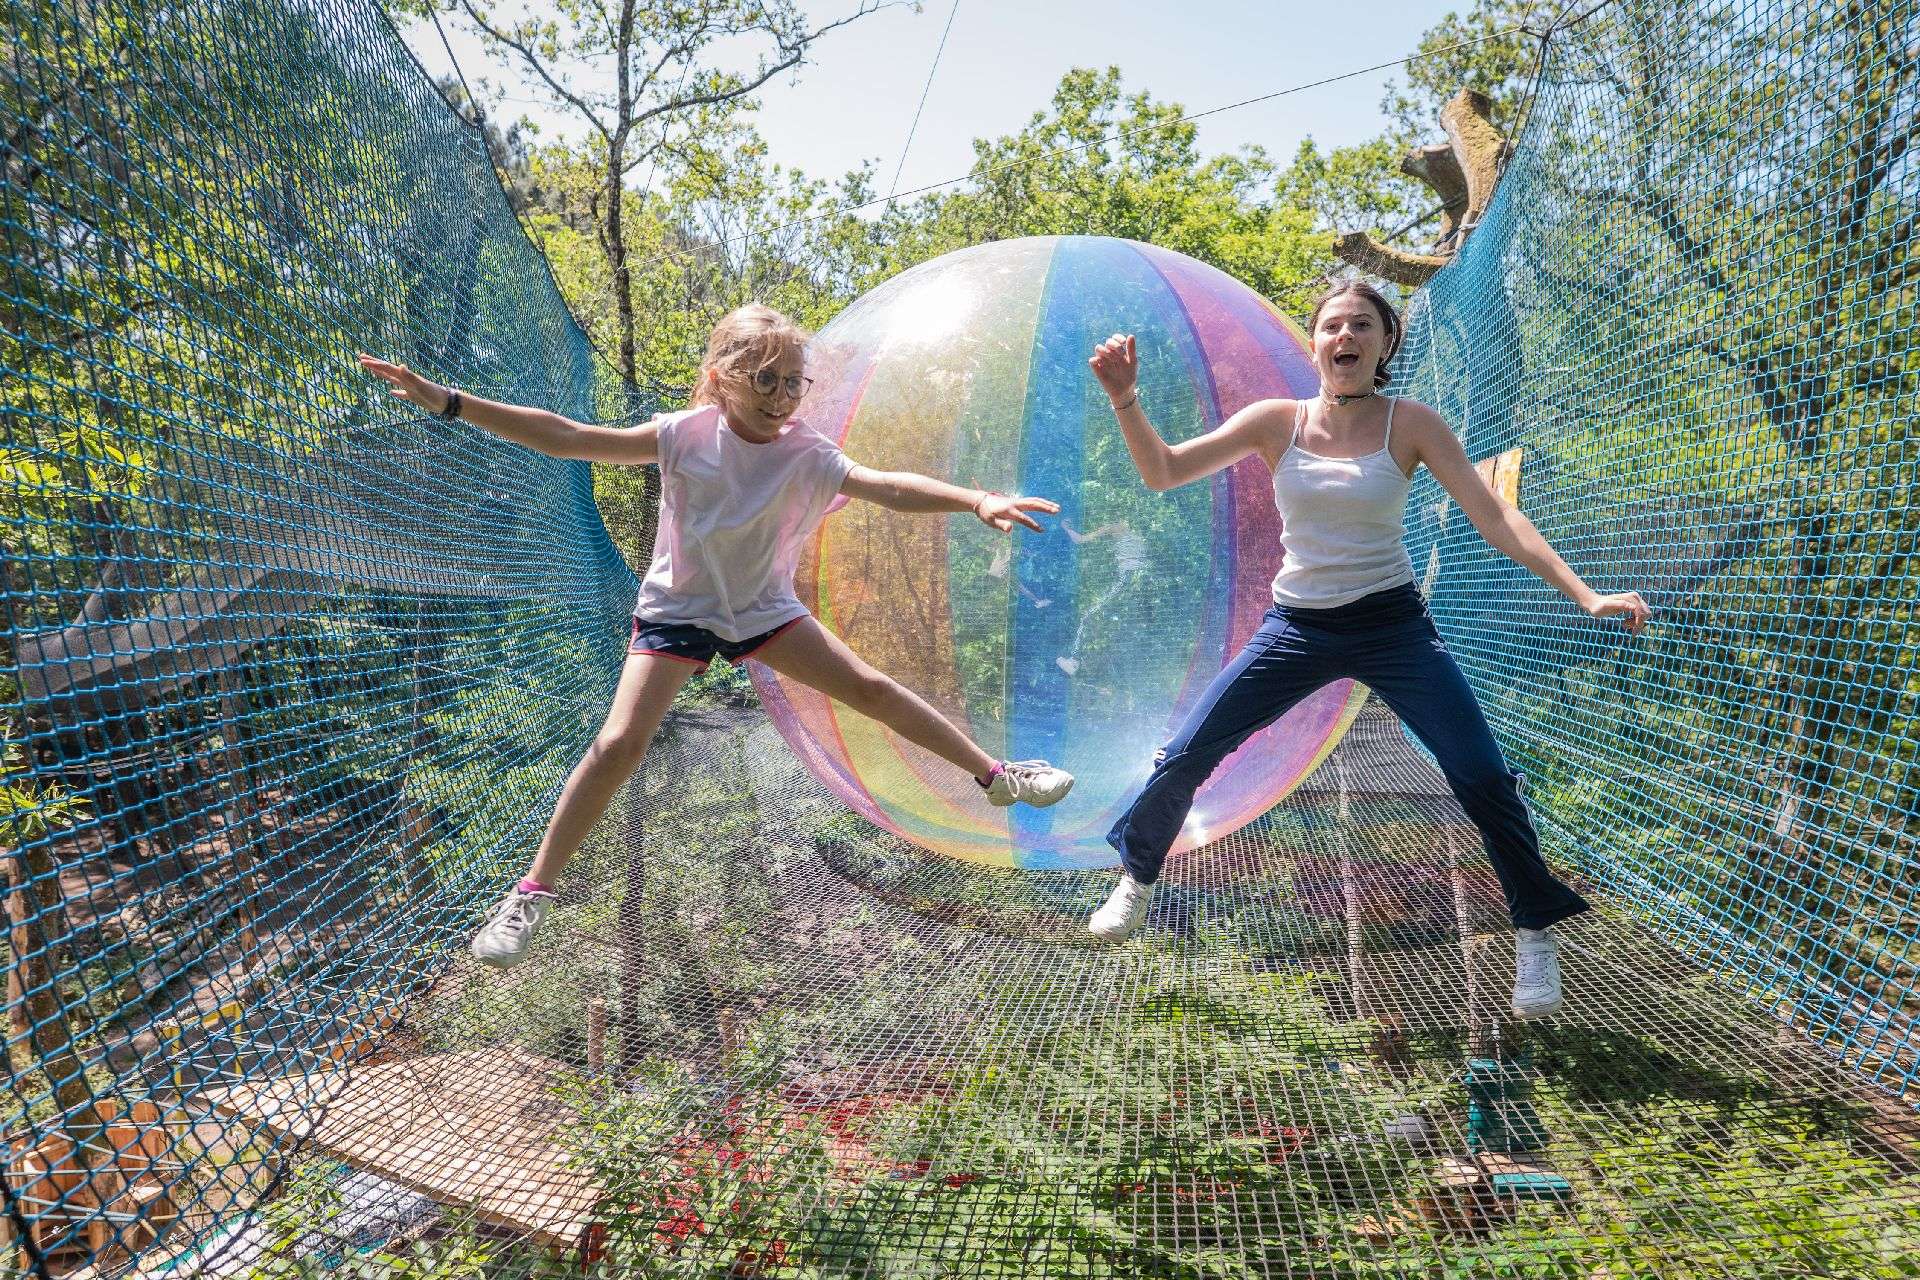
[0,738,87,849]
[551,938,1920,1278]
[887,68,1328,315]
[1378,0,1560,144]
[241,1161,548,1279]
[1276,137,1424,246]
[559,1032,837,1279]
[680,657,761,710]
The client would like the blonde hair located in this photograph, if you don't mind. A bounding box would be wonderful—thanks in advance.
[690,304,811,408]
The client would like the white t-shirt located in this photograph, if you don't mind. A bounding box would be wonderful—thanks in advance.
[632,404,858,642]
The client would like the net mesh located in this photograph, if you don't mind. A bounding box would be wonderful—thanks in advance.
[1,0,1916,1277]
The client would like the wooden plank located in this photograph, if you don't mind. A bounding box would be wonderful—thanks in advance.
[199,1047,602,1252]
[1472,447,1523,507]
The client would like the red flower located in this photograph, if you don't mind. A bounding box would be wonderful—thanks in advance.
[655,1196,708,1248]
[1230,1120,1310,1163]
[730,1238,790,1276]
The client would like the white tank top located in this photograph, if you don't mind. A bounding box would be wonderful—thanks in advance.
[1270,396,1417,608]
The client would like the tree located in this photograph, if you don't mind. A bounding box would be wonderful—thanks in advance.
[1275,137,1421,246]
[1379,0,1560,145]
[423,0,894,385]
[891,68,1327,315]
[435,73,543,213]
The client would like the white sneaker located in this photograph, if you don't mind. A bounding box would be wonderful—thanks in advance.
[1055,657,1080,676]
[1088,874,1153,943]
[469,888,554,969]
[1511,928,1562,1018]
[984,760,1074,808]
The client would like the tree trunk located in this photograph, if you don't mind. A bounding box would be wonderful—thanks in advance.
[617,780,649,1073]
[1334,86,1510,284]
[606,147,637,385]
[1335,756,1370,1024]
[7,858,33,1042]
[1448,829,1494,1058]
[1401,143,1467,247]
[607,0,639,384]
[13,836,102,1144]
[1438,89,1506,244]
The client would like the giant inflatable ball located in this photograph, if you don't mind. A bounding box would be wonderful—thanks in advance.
[753,236,1365,868]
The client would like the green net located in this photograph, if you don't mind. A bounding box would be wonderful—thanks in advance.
[1,0,1916,1276]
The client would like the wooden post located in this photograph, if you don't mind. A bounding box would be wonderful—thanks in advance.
[586,999,607,1077]
[1336,755,1370,1025]
[214,670,264,955]
[396,608,442,901]
[616,785,651,1072]
[7,856,32,1042]
[1449,828,1494,1058]
[13,840,97,1137]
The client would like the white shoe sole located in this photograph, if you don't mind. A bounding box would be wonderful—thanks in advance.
[1088,915,1146,944]
[1510,997,1562,1020]
[987,777,1075,809]
[470,942,531,970]
[1028,778,1074,808]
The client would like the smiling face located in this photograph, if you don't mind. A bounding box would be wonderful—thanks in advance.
[711,338,809,441]
[1311,292,1392,397]
[693,304,813,440]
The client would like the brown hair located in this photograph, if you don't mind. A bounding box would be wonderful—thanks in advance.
[689,304,811,409]
[1307,281,1401,390]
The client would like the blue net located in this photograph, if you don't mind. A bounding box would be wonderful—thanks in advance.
[1,0,1916,1276]
[1397,0,1920,1095]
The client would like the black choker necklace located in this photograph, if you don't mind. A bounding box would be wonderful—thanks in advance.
[1325,389,1376,406]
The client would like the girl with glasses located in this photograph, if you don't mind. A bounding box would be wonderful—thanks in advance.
[360,304,1073,969]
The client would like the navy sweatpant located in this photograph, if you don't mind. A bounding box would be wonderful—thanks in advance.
[1105,583,1590,931]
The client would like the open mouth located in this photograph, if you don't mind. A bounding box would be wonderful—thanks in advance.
[1333,352,1361,368]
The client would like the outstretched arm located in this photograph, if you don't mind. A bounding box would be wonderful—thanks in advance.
[1089,334,1284,490]
[839,467,1059,533]
[1405,404,1652,635]
[357,354,659,465]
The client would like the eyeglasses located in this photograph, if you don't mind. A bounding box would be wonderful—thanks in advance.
[751,368,813,399]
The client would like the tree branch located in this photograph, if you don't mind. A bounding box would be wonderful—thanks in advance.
[453,0,611,142]
[1330,232,1450,287]
[1401,142,1467,245]
[627,2,895,131]
[1439,88,1506,237]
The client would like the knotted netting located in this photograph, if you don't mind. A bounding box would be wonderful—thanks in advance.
[1,0,1916,1277]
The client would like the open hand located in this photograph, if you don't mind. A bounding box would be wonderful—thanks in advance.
[1088,334,1138,405]
[976,493,1061,534]
[358,353,452,416]
[1586,590,1652,636]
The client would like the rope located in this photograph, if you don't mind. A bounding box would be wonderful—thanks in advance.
[886,0,963,204]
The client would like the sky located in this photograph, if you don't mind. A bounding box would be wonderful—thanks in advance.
[401,0,1461,200]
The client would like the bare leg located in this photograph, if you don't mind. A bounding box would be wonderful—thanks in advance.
[753,616,996,778]
[524,652,697,887]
